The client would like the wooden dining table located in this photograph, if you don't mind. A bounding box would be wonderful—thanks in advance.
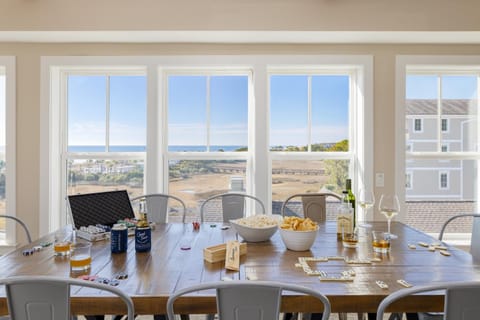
[0,221,479,316]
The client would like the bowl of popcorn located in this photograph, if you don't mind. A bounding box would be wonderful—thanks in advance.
[279,216,319,251]
[230,214,282,242]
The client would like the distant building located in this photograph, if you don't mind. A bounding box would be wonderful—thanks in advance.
[406,99,477,201]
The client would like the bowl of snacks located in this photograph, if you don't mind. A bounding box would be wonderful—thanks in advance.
[279,216,319,251]
[230,214,282,242]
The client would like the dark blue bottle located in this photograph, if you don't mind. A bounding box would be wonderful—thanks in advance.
[135,213,151,252]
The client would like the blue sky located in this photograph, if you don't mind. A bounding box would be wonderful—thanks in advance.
[68,75,146,147]
[406,75,477,99]
[68,74,349,147]
[66,73,477,148]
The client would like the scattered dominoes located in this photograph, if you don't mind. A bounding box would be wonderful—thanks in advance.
[397,279,413,288]
[376,280,389,289]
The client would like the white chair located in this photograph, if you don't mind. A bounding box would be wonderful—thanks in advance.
[200,193,266,222]
[376,281,480,320]
[281,193,342,223]
[408,213,480,320]
[0,214,32,244]
[167,280,331,320]
[0,275,135,320]
[282,193,348,320]
[438,213,480,260]
[131,193,187,223]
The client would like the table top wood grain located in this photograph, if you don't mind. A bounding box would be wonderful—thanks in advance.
[1,221,479,315]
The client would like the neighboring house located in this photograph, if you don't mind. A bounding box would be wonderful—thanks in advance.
[406,99,477,201]
[405,99,477,233]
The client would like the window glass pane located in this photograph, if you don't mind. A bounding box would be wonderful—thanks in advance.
[406,159,477,233]
[406,72,479,236]
[210,76,248,150]
[67,75,107,152]
[406,75,438,99]
[270,75,308,151]
[311,75,350,151]
[168,76,207,152]
[441,75,478,152]
[271,159,348,215]
[110,76,147,152]
[67,159,144,197]
[168,160,247,221]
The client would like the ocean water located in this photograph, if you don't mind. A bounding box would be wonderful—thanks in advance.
[68,145,247,152]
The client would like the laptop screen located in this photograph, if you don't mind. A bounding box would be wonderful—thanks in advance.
[68,190,136,229]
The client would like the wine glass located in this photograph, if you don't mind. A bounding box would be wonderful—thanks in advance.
[358,188,375,228]
[378,194,400,239]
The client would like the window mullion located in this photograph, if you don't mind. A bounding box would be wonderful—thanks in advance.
[307,75,312,152]
[206,76,210,152]
[105,76,110,152]
[437,75,442,152]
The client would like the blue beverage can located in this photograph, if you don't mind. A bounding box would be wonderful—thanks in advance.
[111,223,128,253]
[135,226,151,252]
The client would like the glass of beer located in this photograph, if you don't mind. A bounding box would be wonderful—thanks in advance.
[372,231,391,253]
[54,229,73,256]
[70,242,92,272]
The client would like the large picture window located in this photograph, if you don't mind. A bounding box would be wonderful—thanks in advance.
[399,56,480,243]
[166,72,250,219]
[268,66,371,217]
[64,72,147,225]
[41,56,372,233]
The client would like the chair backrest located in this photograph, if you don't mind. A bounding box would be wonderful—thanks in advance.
[131,194,186,223]
[0,215,32,244]
[200,193,266,222]
[167,280,330,320]
[0,275,135,320]
[281,193,342,223]
[438,213,480,260]
[376,281,480,320]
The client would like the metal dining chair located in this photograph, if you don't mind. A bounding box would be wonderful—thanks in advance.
[376,281,480,320]
[0,275,135,320]
[406,213,480,320]
[131,193,187,223]
[438,213,480,260]
[281,193,348,320]
[281,192,342,223]
[0,214,32,244]
[200,193,266,222]
[167,280,331,320]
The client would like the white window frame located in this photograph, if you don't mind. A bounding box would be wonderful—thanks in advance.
[396,55,480,228]
[41,55,373,236]
[163,69,252,196]
[268,68,363,197]
[439,171,449,190]
[0,57,16,247]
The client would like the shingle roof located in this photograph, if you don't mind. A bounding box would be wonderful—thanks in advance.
[406,99,477,115]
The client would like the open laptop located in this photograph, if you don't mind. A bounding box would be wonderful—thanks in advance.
[68,190,136,230]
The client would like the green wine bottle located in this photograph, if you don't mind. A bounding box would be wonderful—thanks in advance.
[345,178,356,228]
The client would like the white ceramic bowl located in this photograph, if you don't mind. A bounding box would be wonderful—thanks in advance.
[230,219,279,242]
[279,227,318,251]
